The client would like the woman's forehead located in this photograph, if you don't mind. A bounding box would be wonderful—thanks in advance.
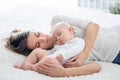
[27,32,36,49]
[28,32,35,37]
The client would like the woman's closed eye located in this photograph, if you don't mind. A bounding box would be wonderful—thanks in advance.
[57,32,61,37]
[34,32,40,48]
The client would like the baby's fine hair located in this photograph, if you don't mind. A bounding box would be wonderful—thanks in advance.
[6,30,32,56]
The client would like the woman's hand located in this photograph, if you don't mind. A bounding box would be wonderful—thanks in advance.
[63,52,87,68]
[32,56,66,77]
[32,62,67,77]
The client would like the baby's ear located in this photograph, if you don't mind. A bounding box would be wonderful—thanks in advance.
[68,27,73,32]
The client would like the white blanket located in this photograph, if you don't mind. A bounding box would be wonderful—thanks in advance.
[0,5,120,80]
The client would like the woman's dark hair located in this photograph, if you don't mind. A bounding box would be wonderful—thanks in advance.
[6,30,32,56]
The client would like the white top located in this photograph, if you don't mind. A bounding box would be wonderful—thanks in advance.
[48,38,85,63]
[51,15,120,62]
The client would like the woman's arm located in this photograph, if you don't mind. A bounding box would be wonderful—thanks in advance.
[81,22,99,62]
[65,62,101,77]
[33,61,101,77]
[64,22,100,67]
[84,22,99,57]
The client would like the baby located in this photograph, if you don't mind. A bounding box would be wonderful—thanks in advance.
[14,22,85,70]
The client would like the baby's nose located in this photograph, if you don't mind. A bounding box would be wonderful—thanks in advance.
[57,36,60,40]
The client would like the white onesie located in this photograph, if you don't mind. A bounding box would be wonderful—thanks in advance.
[48,37,85,63]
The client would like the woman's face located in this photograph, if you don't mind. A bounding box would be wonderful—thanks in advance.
[27,32,55,50]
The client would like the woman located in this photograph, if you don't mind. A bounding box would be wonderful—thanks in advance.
[6,15,120,77]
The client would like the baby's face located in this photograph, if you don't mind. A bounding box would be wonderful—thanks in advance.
[52,26,73,45]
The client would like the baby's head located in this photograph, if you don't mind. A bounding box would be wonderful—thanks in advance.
[51,21,74,45]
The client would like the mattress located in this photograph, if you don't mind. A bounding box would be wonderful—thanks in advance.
[0,5,120,80]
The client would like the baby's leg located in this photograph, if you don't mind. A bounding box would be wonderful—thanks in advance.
[14,48,48,70]
[14,62,33,70]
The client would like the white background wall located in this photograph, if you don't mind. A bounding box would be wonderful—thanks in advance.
[0,0,78,14]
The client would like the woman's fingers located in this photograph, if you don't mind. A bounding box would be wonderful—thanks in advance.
[37,63,58,76]
[42,63,66,77]
[63,60,82,68]
[45,62,57,67]
[32,64,50,75]
[34,62,56,71]
[33,62,66,77]
[32,65,42,73]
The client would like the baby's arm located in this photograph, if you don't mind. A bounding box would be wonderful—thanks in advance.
[56,54,63,64]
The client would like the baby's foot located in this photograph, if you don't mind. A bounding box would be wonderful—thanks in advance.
[14,64,23,69]
[22,62,33,70]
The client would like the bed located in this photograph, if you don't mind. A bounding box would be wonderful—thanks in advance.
[0,5,120,80]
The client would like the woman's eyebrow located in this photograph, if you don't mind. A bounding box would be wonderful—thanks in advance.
[34,32,37,37]
[34,32,40,37]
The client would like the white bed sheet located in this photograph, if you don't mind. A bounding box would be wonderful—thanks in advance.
[0,5,120,80]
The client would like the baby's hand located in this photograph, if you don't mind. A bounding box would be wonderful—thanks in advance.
[56,54,63,63]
